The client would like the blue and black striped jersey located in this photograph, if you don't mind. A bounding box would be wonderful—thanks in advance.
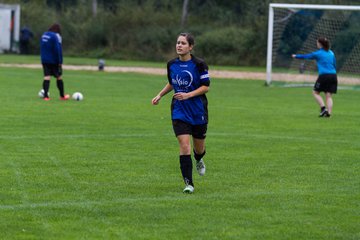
[167,55,210,125]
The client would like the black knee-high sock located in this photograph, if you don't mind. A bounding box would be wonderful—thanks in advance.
[180,155,193,187]
[42,80,50,98]
[57,79,64,97]
[194,149,206,162]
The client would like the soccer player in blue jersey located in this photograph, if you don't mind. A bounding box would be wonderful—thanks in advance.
[40,23,70,101]
[292,37,337,117]
[152,33,210,193]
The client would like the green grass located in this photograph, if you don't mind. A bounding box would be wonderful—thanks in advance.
[0,66,359,240]
[0,54,265,72]
[0,53,166,68]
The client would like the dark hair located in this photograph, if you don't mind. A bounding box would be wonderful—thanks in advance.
[48,23,61,34]
[317,37,330,51]
[179,32,194,46]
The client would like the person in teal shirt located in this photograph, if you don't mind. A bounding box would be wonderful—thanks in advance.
[292,37,337,118]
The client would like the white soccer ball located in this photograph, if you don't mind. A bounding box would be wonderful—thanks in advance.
[72,92,84,101]
[38,89,49,98]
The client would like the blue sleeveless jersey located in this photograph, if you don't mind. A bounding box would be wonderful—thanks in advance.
[167,55,210,125]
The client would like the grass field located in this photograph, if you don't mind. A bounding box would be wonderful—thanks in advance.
[0,64,359,239]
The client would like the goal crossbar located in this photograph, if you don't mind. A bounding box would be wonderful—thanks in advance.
[270,3,360,11]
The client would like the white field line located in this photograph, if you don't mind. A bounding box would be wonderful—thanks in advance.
[0,195,189,211]
[0,132,357,146]
[8,160,52,230]
[1,63,358,84]
[50,156,80,191]
[9,160,30,206]
[0,133,159,140]
[48,156,114,227]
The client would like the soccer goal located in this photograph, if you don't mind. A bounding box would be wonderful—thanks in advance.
[266,3,360,86]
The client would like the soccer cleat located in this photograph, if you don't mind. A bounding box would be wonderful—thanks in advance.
[60,94,70,100]
[196,159,206,176]
[183,185,194,194]
[43,97,50,101]
[324,112,331,118]
[319,109,328,117]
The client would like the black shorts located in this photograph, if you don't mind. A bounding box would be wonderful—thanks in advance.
[314,74,337,94]
[172,119,207,139]
[42,63,62,78]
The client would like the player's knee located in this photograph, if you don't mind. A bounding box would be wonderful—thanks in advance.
[179,143,191,154]
[194,147,205,155]
[325,92,332,97]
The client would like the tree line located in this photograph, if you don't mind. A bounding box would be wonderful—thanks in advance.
[4,0,360,66]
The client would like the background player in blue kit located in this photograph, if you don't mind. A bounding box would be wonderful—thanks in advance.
[292,37,337,117]
[40,23,70,101]
[152,33,210,194]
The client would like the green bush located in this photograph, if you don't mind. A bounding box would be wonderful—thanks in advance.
[5,0,358,66]
[195,27,260,66]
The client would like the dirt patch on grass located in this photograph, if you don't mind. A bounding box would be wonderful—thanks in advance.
[1,63,358,85]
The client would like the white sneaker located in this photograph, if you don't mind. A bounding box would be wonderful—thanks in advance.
[196,159,206,176]
[183,185,194,194]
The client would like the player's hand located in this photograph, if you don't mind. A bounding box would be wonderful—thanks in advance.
[152,95,161,105]
[173,92,190,101]
[291,54,296,58]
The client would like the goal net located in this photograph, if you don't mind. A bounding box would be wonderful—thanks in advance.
[266,3,360,86]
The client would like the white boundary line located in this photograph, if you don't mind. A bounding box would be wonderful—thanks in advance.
[0,132,357,145]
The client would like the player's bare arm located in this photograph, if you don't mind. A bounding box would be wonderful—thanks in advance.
[152,83,173,105]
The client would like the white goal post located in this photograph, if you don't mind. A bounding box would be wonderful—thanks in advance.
[266,3,360,86]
